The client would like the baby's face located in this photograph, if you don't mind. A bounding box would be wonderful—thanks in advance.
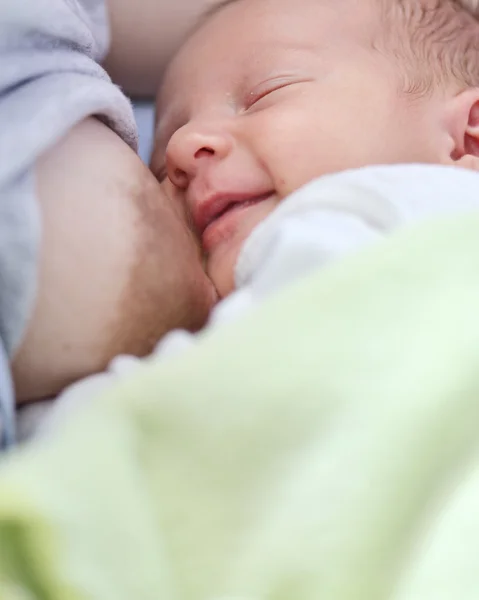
[154,0,446,297]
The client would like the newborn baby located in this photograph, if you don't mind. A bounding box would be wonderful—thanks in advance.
[48,0,479,424]
[152,0,479,297]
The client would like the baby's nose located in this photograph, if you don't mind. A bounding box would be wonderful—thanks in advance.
[165,123,234,188]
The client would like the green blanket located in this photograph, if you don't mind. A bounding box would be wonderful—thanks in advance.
[2,214,479,600]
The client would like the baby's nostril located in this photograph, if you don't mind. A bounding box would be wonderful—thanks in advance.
[194,147,215,159]
[173,168,190,189]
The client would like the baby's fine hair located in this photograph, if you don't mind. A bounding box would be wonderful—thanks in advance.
[377,0,479,95]
[206,0,479,96]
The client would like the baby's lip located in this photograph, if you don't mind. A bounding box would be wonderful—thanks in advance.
[191,190,275,235]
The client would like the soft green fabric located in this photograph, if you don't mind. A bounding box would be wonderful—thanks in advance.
[2,214,479,600]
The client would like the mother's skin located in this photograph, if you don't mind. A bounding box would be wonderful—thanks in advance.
[12,0,222,402]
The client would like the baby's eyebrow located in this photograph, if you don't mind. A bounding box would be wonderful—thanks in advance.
[236,45,319,84]
[239,43,319,74]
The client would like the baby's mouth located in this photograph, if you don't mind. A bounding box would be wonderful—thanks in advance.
[194,191,274,235]
[205,193,272,230]
[201,192,274,251]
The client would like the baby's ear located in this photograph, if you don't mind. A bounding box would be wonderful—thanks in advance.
[464,94,479,157]
[446,89,479,162]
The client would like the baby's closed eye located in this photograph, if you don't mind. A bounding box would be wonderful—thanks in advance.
[242,77,313,112]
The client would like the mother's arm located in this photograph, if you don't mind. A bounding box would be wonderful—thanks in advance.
[103,0,221,96]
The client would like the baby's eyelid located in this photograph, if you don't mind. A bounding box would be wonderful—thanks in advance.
[243,77,303,110]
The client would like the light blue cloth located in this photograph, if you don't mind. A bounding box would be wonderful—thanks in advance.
[0,0,138,446]
[0,339,14,450]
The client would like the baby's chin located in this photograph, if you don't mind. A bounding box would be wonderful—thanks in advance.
[206,237,245,299]
[204,199,280,298]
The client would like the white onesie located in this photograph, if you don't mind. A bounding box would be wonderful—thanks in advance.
[36,163,479,435]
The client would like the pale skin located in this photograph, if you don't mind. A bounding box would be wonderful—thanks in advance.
[12,0,222,402]
[153,0,479,298]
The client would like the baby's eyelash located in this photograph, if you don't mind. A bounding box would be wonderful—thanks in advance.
[244,78,306,110]
[245,83,288,110]
[244,78,313,111]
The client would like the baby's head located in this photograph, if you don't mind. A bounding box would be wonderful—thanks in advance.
[153,0,479,297]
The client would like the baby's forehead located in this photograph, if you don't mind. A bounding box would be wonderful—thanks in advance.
[161,0,377,100]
